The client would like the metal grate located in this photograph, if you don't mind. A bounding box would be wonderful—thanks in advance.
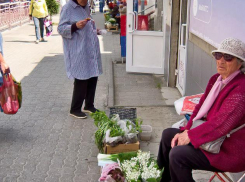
[109,107,137,121]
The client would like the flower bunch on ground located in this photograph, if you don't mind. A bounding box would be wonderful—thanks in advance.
[120,151,162,182]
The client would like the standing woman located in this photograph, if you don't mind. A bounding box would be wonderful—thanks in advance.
[99,0,104,12]
[58,0,103,119]
[29,0,48,44]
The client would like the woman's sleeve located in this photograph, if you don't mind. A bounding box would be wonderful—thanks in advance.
[188,85,245,149]
[57,7,73,39]
[29,0,33,15]
[43,0,48,17]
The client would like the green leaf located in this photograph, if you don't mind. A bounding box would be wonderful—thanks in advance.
[108,18,116,24]
[117,151,137,163]
[146,178,157,182]
[45,0,59,16]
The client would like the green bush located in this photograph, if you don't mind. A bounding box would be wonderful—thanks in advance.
[45,0,60,18]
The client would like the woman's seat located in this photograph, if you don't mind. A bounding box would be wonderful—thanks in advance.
[209,172,245,182]
[171,118,245,182]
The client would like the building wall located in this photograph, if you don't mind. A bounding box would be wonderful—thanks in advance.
[168,0,180,87]
[154,0,163,32]
[185,34,217,95]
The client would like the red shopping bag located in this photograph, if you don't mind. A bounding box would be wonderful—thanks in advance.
[181,93,203,114]
[174,93,203,115]
[0,73,19,114]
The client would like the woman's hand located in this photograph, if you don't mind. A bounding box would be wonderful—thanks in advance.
[177,130,190,146]
[1,61,10,74]
[29,15,32,20]
[97,29,101,35]
[76,19,88,29]
[171,133,180,148]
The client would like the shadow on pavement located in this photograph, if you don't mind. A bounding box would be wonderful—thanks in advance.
[0,53,100,180]
[0,54,74,158]
[5,40,35,43]
[0,128,31,143]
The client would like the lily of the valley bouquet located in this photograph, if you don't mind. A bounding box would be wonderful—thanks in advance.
[120,151,163,182]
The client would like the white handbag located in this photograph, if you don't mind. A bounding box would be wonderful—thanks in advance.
[191,120,245,154]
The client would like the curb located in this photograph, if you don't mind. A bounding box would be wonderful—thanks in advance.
[108,59,114,107]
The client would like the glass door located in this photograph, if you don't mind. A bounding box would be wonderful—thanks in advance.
[126,0,166,74]
[176,0,189,95]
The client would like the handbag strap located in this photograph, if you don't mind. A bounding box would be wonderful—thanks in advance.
[228,123,245,137]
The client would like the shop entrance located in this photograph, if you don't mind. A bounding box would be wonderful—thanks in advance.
[176,0,189,95]
[126,0,172,75]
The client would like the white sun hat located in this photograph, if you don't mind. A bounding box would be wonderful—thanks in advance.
[212,38,245,62]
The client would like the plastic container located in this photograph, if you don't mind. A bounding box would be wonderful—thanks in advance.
[140,125,152,141]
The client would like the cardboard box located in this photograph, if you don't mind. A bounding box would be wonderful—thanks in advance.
[104,141,140,154]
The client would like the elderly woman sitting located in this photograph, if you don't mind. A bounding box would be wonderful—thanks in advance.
[157,38,245,182]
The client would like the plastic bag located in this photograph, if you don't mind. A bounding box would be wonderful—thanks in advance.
[172,118,188,129]
[117,119,138,143]
[99,163,124,182]
[0,73,19,114]
[105,129,123,147]
[125,133,138,143]
[111,114,120,122]
[98,29,107,35]
[44,19,53,37]
[117,119,132,135]
[174,93,203,115]
[12,76,22,108]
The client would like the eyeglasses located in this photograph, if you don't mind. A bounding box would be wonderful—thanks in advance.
[214,52,235,62]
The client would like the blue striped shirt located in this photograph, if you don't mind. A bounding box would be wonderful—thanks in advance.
[58,1,103,80]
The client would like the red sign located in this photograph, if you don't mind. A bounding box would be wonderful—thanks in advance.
[181,94,203,114]
[138,0,147,5]
[137,15,148,30]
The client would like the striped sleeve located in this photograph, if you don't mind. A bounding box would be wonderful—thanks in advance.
[57,7,73,39]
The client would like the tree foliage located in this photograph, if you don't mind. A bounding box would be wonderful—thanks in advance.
[45,0,60,17]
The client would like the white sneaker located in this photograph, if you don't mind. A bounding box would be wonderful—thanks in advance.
[35,40,39,44]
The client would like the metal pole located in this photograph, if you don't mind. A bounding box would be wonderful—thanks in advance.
[133,0,138,12]
[141,0,145,15]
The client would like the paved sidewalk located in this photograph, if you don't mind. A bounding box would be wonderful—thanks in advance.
[0,7,221,182]
[0,11,110,182]
[114,64,167,106]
